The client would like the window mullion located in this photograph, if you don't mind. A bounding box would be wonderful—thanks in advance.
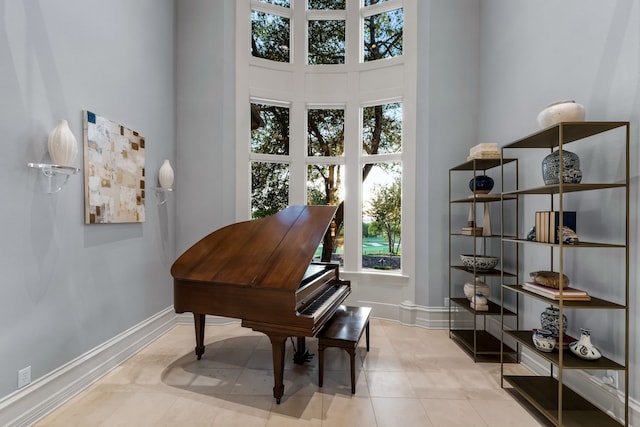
[342,91,361,272]
[287,0,307,205]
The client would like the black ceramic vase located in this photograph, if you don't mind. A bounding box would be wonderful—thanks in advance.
[469,175,494,194]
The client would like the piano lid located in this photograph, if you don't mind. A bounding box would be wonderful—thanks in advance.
[171,205,337,290]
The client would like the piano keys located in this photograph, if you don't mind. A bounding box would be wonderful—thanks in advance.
[171,205,351,403]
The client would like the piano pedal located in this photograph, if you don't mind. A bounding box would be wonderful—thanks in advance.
[293,350,315,364]
[290,337,315,364]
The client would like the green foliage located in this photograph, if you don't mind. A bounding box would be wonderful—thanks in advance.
[308,20,345,64]
[365,176,401,255]
[251,11,290,62]
[363,103,402,155]
[258,0,290,7]
[364,9,403,61]
[251,162,289,219]
[362,222,370,238]
[251,104,289,155]
[309,0,345,9]
[249,3,404,263]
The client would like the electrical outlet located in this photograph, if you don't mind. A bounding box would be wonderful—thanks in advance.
[603,370,619,389]
[18,366,31,388]
[444,297,450,306]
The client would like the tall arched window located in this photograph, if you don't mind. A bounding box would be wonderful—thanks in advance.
[236,0,416,276]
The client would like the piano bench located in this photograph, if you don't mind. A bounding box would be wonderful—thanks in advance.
[317,305,371,394]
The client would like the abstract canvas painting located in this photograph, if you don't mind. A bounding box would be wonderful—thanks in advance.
[83,111,145,224]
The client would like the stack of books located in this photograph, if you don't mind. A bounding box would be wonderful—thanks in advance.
[468,143,500,160]
[535,211,576,243]
[523,281,591,301]
[461,226,483,236]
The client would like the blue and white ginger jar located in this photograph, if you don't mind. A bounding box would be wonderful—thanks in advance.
[542,149,582,185]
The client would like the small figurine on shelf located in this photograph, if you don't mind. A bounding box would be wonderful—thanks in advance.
[526,226,536,241]
[462,205,483,235]
[560,226,579,244]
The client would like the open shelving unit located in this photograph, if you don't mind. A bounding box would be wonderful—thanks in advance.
[499,121,630,426]
[448,158,518,362]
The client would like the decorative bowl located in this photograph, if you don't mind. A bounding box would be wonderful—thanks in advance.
[532,329,556,352]
[537,100,585,128]
[459,254,499,272]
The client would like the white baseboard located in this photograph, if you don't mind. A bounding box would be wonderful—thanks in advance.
[355,299,450,329]
[1,304,637,426]
[0,307,176,427]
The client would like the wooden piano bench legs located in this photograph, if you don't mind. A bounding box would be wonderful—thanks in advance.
[317,305,371,394]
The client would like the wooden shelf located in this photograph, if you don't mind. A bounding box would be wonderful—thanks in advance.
[501,238,625,249]
[505,330,625,370]
[503,182,625,196]
[503,285,625,309]
[450,194,501,203]
[504,376,623,426]
[450,158,517,171]
[450,194,518,203]
[450,297,516,316]
[451,233,512,239]
[502,122,628,150]
[450,329,517,362]
[451,265,516,278]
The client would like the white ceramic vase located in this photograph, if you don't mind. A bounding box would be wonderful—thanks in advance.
[569,328,602,360]
[48,119,78,166]
[158,159,174,189]
[537,100,585,128]
[463,279,490,301]
[532,329,556,353]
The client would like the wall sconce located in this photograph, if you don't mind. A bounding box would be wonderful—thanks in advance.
[155,159,175,205]
[27,119,80,193]
[48,119,78,166]
[158,159,174,189]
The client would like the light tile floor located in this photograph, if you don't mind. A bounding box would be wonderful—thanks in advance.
[35,320,548,427]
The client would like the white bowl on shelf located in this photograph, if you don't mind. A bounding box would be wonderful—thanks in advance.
[459,254,499,272]
[536,100,585,128]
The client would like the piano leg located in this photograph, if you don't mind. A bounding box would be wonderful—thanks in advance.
[267,333,288,404]
[293,336,311,364]
[193,313,206,360]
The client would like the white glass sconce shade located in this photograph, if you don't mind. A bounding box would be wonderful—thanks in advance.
[48,119,78,167]
[158,159,174,189]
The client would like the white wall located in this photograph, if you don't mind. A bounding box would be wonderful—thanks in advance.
[415,0,482,307]
[175,0,236,254]
[479,0,640,402]
[0,0,176,399]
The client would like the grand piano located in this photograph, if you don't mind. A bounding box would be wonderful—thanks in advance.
[171,205,351,403]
